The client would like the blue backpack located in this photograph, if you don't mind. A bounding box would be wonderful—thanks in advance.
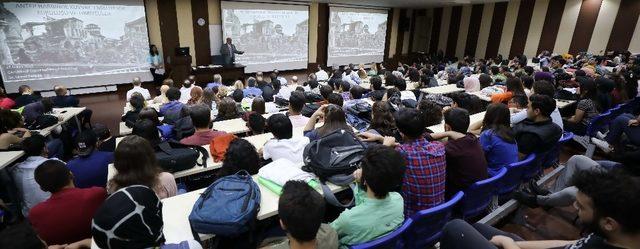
[189,170,261,236]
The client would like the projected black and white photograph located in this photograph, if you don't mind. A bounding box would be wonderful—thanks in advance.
[222,5,308,72]
[328,10,387,60]
[0,2,149,83]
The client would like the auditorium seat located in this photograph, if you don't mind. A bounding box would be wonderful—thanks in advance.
[460,168,507,220]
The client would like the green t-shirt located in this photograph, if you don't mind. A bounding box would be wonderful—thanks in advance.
[330,186,404,248]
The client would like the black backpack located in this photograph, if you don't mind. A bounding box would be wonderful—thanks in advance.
[301,103,320,117]
[155,141,208,172]
[172,115,195,140]
[302,129,365,181]
[26,115,58,130]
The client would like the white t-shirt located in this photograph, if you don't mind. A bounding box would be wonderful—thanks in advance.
[126,86,151,101]
[511,107,564,130]
[263,136,310,164]
[179,86,194,104]
[316,70,329,81]
[289,114,310,128]
[400,90,416,101]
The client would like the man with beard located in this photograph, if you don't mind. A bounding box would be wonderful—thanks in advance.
[437,169,640,249]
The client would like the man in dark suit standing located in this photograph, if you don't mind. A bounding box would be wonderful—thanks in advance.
[220,37,244,66]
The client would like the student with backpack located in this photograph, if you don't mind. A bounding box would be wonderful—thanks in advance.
[330,145,405,248]
[217,138,262,178]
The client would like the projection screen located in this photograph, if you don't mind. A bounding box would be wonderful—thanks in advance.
[220,1,309,73]
[0,0,151,93]
[327,7,388,66]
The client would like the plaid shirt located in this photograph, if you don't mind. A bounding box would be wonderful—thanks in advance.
[396,138,447,217]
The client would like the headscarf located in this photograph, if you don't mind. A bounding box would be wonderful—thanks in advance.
[187,86,203,105]
[92,185,165,249]
[463,76,480,92]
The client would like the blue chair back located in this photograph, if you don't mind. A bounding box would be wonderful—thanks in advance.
[586,110,613,137]
[460,168,507,219]
[559,131,574,143]
[497,154,536,196]
[349,219,413,249]
[404,192,464,248]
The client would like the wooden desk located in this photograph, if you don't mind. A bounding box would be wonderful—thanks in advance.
[192,64,245,85]
[420,84,464,95]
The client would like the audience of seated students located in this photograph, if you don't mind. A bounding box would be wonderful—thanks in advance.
[463,76,481,93]
[288,91,310,127]
[564,78,601,135]
[66,130,113,188]
[472,103,519,176]
[122,93,145,128]
[490,77,525,104]
[338,80,352,102]
[206,74,223,90]
[159,87,186,124]
[367,101,400,140]
[92,185,202,249]
[262,180,338,249]
[315,65,329,81]
[396,78,416,102]
[343,85,368,109]
[93,123,115,152]
[22,97,54,125]
[0,109,31,150]
[247,112,267,135]
[187,86,204,105]
[28,160,106,246]
[360,108,446,217]
[510,80,564,129]
[441,169,640,249]
[109,135,177,199]
[215,97,242,121]
[11,135,55,215]
[51,85,79,107]
[244,77,263,98]
[331,145,405,248]
[202,87,220,118]
[154,84,170,104]
[318,85,333,105]
[367,76,385,101]
[180,104,226,146]
[0,87,15,110]
[179,79,195,104]
[430,108,488,197]
[256,72,275,101]
[261,114,310,164]
[133,119,162,146]
[126,77,151,101]
[513,94,563,155]
[217,138,262,177]
[14,85,42,108]
[304,104,352,141]
[417,99,444,131]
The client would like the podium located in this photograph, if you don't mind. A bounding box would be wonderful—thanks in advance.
[169,55,192,83]
[192,64,246,85]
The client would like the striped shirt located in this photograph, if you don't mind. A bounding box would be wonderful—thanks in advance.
[396,138,447,217]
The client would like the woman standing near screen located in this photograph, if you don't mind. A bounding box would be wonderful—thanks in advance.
[148,45,164,85]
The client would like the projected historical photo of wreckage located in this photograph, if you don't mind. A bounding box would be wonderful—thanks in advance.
[223,9,308,65]
[0,3,149,82]
[328,11,387,58]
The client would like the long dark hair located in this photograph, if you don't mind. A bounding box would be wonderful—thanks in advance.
[317,104,352,137]
[506,77,525,95]
[149,45,159,56]
[111,135,161,191]
[482,103,515,143]
[369,101,397,137]
[219,138,261,177]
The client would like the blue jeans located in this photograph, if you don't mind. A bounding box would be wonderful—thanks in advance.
[605,113,640,146]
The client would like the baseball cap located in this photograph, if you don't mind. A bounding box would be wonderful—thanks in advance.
[76,130,97,157]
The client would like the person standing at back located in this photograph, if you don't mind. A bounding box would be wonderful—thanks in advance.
[66,130,113,188]
[126,77,151,101]
[28,160,107,246]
